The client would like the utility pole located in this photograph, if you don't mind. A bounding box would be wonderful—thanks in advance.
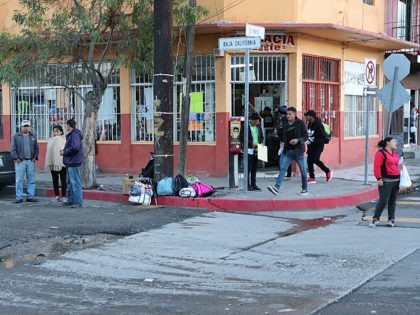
[153,0,174,182]
[177,0,196,176]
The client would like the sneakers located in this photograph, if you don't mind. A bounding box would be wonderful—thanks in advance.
[52,197,61,202]
[61,197,68,203]
[267,186,279,196]
[300,189,308,196]
[326,171,333,183]
[26,198,38,202]
[369,219,378,228]
[15,199,23,204]
[247,186,254,191]
[252,186,262,191]
[307,178,316,184]
[386,219,395,227]
[284,175,292,180]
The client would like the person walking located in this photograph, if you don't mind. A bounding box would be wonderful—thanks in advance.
[10,119,39,203]
[275,105,292,180]
[369,137,402,228]
[240,112,264,191]
[45,125,67,202]
[267,107,309,196]
[304,110,333,184]
[60,119,84,208]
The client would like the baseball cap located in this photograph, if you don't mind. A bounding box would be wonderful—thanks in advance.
[278,106,287,115]
[304,110,317,118]
[21,120,31,127]
[250,113,260,121]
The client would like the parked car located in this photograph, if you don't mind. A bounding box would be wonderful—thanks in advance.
[0,151,15,190]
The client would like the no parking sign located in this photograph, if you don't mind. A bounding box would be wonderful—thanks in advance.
[364,58,376,87]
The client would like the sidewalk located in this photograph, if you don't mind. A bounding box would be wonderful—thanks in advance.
[35,152,420,212]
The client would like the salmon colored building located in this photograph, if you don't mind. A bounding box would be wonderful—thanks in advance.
[0,0,418,176]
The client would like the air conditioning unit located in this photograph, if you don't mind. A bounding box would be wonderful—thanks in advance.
[214,48,224,57]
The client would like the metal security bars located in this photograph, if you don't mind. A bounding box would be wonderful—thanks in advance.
[302,55,340,136]
[344,95,378,137]
[11,63,121,141]
[231,55,287,83]
[130,55,216,142]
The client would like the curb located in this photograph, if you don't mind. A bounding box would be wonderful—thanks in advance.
[43,186,379,212]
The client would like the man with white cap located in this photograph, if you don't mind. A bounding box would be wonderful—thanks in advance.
[10,119,39,203]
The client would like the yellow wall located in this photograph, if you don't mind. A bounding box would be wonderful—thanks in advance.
[197,0,384,34]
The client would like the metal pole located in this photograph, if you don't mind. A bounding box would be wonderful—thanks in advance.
[243,48,250,193]
[387,67,399,136]
[364,88,369,185]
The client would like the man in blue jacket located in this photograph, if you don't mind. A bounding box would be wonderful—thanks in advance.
[60,119,84,208]
[10,119,39,203]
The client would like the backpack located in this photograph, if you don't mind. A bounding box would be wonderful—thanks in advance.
[174,174,189,196]
[157,177,174,196]
[179,187,197,198]
[128,182,153,205]
[321,122,331,144]
[192,181,215,197]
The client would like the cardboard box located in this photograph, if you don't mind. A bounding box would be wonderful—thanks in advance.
[122,178,140,195]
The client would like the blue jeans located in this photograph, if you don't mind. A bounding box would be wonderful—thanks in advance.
[67,166,83,205]
[15,159,35,199]
[274,150,308,191]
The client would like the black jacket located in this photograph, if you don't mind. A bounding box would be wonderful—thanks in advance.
[279,118,308,154]
[307,117,325,147]
[239,123,264,152]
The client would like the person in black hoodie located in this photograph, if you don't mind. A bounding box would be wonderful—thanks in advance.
[268,107,309,196]
[240,112,264,191]
[304,110,332,183]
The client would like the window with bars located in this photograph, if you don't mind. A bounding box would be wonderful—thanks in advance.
[11,63,121,141]
[302,55,340,136]
[344,95,377,137]
[130,54,216,142]
[363,0,374,5]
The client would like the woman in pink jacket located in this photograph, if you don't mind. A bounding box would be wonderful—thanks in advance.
[369,137,402,228]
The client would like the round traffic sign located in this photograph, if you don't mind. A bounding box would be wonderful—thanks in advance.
[365,60,375,85]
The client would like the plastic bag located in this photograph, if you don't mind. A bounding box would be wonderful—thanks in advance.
[399,165,412,189]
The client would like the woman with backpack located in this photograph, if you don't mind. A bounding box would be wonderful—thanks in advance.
[369,137,402,228]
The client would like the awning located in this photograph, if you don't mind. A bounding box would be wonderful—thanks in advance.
[195,22,420,51]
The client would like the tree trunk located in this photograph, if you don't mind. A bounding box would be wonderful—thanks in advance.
[81,89,104,189]
[177,0,196,176]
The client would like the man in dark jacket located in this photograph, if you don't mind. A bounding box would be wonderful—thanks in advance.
[10,119,39,203]
[60,119,84,208]
[275,105,292,179]
[240,112,264,191]
[268,107,309,196]
[304,110,332,183]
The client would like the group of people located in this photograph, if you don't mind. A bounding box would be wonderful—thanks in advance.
[10,118,84,208]
[241,106,333,195]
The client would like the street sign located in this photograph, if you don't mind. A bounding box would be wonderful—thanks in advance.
[383,54,410,81]
[364,58,376,87]
[377,82,410,112]
[218,36,261,51]
[246,23,265,40]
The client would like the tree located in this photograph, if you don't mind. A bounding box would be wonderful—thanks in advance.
[0,0,206,188]
[0,0,155,188]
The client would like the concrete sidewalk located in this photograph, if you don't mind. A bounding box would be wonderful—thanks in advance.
[33,148,420,211]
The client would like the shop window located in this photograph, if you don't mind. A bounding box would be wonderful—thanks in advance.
[302,55,340,137]
[344,95,377,137]
[130,55,216,143]
[343,61,378,137]
[10,63,121,141]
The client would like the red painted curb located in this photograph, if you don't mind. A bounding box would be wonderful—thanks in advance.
[46,186,379,211]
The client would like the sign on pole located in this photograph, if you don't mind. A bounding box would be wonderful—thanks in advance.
[218,36,261,51]
[364,58,376,87]
[246,23,265,40]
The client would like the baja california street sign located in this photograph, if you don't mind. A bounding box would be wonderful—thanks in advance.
[364,58,376,87]
[218,36,261,51]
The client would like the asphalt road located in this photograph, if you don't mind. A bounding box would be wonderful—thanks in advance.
[0,187,419,314]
